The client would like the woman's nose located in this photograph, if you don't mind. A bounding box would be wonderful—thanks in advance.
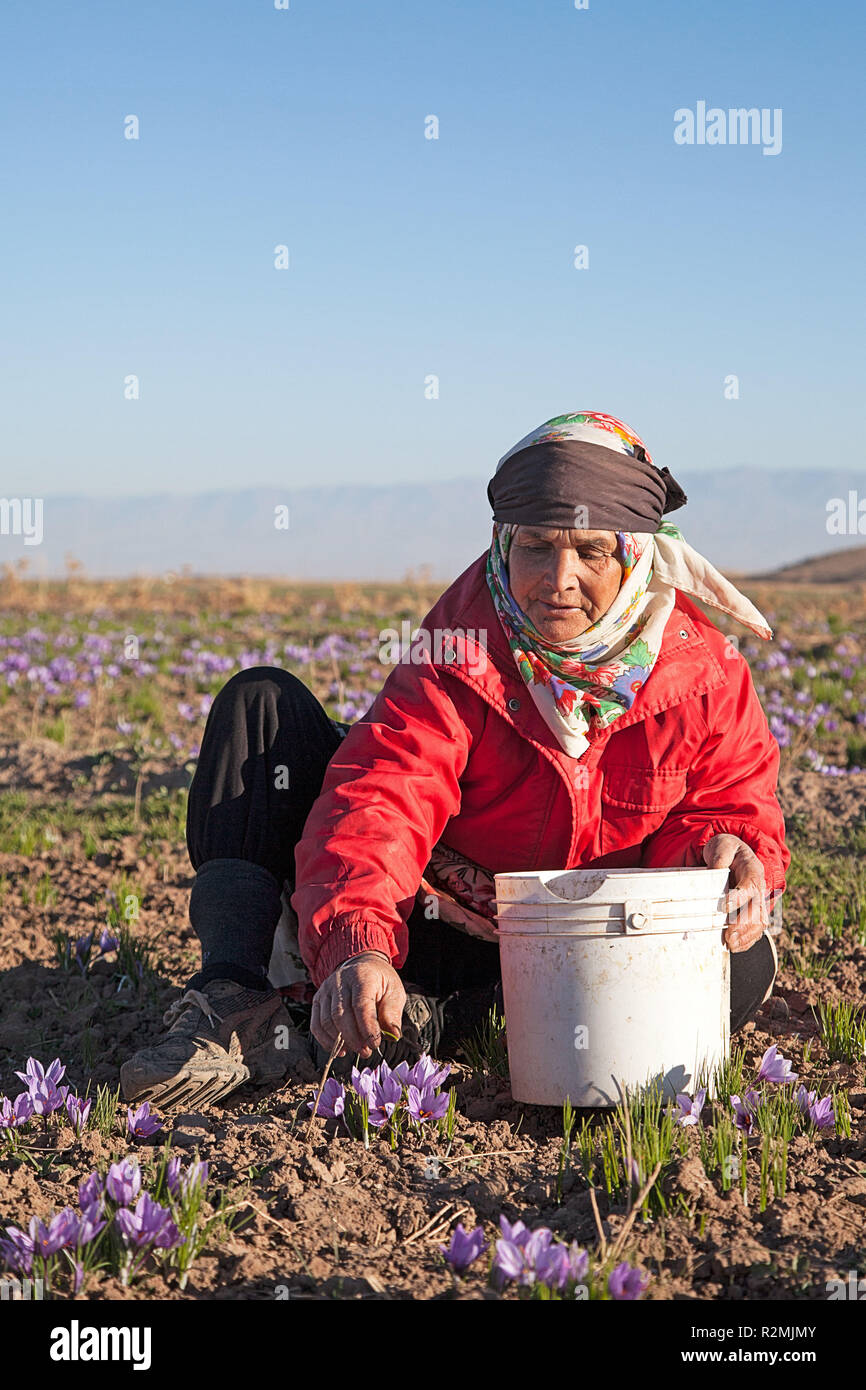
[544,550,581,593]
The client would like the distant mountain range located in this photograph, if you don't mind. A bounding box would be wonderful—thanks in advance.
[2,469,864,581]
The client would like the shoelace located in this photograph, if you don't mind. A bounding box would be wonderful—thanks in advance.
[163,989,223,1030]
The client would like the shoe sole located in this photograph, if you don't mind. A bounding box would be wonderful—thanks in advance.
[120,1057,251,1110]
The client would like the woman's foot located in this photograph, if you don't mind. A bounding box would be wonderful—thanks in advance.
[120,979,312,1109]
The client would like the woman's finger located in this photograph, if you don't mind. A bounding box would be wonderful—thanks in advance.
[348,972,383,1056]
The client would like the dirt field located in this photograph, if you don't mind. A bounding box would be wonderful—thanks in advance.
[1,569,865,1301]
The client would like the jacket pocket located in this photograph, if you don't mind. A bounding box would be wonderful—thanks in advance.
[599,765,689,857]
[600,765,688,814]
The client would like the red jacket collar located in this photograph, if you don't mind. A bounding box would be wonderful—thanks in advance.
[422,553,730,732]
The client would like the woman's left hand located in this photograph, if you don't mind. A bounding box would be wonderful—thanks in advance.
[701,833,769,952]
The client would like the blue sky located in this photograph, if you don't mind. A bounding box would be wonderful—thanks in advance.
[1,0,862,496]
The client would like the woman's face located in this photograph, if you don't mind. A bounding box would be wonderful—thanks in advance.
[507,526,623,641]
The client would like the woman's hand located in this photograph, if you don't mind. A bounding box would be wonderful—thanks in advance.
[310,950,406,1059]
[702,833,770,952]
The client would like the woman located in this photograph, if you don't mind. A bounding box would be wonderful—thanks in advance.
[121,411,789,1109]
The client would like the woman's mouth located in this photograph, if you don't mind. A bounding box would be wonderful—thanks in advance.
[537,600,584,613]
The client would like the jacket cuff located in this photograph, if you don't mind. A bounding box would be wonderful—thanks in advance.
[310,915,396,988]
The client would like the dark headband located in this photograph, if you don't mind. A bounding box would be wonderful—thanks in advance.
[487,440,688,531]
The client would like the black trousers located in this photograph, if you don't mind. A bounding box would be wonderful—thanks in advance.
[184,666,775,1032]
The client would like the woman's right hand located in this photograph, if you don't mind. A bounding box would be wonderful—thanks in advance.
[310,950,406,1059]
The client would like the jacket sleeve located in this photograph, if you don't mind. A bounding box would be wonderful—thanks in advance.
[641,651,790,896]
[290,658,474,987]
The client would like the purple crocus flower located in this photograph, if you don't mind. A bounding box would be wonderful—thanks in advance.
[406,1084,449,1123]
[164,1156,183,1197]
[757,1045,798,1086]
[535,1242,572,1290]
[306,1077,346,1119]
[809,1096,836,1130]
[731,1089,761,1133]
[78,1172,103,1210]
[350,1067,377,1107]
[568,1243,590,1283]
[523,1227,554,1266]
[493,1237,533,1287]
[794,1084,815,1114]
[29,1208,80,1257]
[0,1093,34,1129]
[75,934,94,968]
[179,1160,209,1199]
[106,1158,142,1206]
[499,1215,530,1247]
[439,1222,488,1274]
[675,1087,706,1126]
[76,1204,106,1245]
[98,929,119,953]
[407,1056,451,1091]
[15,1057,66,1091]
[0,1226,34,1276]
[795,1086,835,1131]
[29,1078,68,1116]
[369,1069,403,1128]
[127,1101,163,1139]
[13,1092,35,1125]
[65,1095,92,1135]
[115,1193,182,1251]
[608,1260,649,1300]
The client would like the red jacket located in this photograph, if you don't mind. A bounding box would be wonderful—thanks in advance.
[292,555,790,987]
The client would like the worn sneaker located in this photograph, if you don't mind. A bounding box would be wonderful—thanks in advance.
[120,980,311,1109]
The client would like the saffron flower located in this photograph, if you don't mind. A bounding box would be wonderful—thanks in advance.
[179,1160,210,1198]
[608,1260,649,1300]
[306,1077,346,1119]
[730,1089,760,1132]
[98,928,119,953]
[675,1087,706,1126]
[350,1067,377,1107]
[493,1237,534,1287]
[29,1208,79,1257]
[568,1243,590,1283]
[164,1156,183,1197]
[15,1057,68,1116]
[77,1204,106,1245]
[757,1044,798,1086]
[75,934,95,969]
[106,1158,142,1206]
[440,1222,488,1274]
[127,1101,163,1139]
[115,1193,182,1251]
[0,1226,34,1276]
[499,1215,530,1247]
[369,1069,403,1128]
[78,1172,103,1210]
[406,1084,449,1123]
[65,1095,92,1135]
[535,1242,572,1291]
[15,1056,66,1092]
[407,1056,451,1091]
[795,1086,835,1131]
[0,1093,34,1128]
[29,1078,69,1116]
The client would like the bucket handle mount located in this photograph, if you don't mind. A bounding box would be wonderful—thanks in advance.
[624,898,652,933]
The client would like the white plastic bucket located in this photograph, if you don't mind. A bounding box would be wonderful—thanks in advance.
[495,866,731,1107]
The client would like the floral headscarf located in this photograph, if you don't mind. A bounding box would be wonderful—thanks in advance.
[485,415,773,759]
